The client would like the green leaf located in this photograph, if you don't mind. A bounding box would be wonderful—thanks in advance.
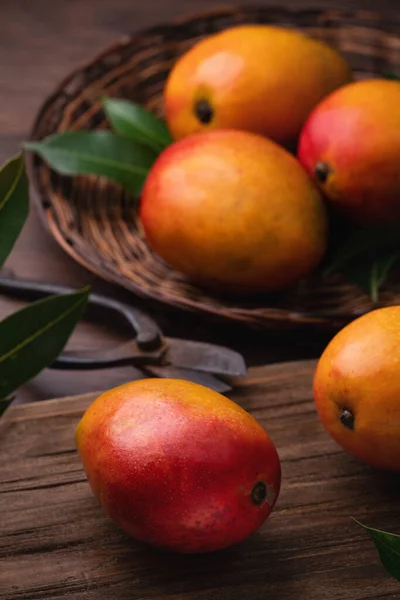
[325,223,400,275]
[0,287,89,401]
[340,252,400,303]
[370,254,400,302]
[102,97,173,153]
[324,222,400,302]
[25,131,157,197]
[0,152,29,268]
[353,518,400,582]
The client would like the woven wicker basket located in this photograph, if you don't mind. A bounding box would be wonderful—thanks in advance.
[26,5,400,331]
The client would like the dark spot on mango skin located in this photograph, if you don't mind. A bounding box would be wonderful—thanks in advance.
[195,99,214,124]
[339,407,355,430]
[251,481,268,506]
[314,161,332,184]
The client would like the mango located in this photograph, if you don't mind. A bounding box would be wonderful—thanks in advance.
[164,24,352,147]
[314,306,400,472]
[298,78,400,224]
[75,378,281,553]
[140,129,328,293]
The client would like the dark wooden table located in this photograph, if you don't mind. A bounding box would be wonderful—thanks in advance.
[0,0,398,404]
[4,361,400,600]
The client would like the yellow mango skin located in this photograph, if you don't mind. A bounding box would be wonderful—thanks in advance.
[314,306,400,472]
[164,25,353,147]
[140,129,328,293]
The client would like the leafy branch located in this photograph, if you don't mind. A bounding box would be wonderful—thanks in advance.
[0,152,89,416]
[25,98,172,198]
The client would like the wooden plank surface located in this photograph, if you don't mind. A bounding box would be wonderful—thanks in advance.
[2,360,400,600]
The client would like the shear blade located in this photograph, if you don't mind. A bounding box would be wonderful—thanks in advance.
[145,365,233,394]
[163,338,247,377]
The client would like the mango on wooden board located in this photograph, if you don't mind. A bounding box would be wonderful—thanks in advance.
[75,378,281,554]
[314,306,400,472]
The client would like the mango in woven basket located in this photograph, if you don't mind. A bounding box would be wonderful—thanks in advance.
[139,129,328,294]
[163,24,352,148]
[298,78,400,224]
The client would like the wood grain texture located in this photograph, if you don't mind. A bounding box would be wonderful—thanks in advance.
[2,360,400,600]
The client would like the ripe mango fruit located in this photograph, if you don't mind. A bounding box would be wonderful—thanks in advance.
[75,378,281,553]
[140,129,328,293]
[164,24,352,147]
[298,78,400,224]
[313,306,400,472]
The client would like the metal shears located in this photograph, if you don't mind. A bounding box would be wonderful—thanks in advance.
[0,274,247,393]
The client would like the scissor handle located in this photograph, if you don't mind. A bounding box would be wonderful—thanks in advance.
[0,273,162,349]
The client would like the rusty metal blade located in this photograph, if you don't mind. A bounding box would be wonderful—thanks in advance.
[144,365,233,393]
[163,337,247,377]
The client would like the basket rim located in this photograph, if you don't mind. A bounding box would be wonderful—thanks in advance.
[25,3,400,331]
[27,3,400,147]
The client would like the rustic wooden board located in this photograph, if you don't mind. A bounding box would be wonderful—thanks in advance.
[1,360,400,600]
